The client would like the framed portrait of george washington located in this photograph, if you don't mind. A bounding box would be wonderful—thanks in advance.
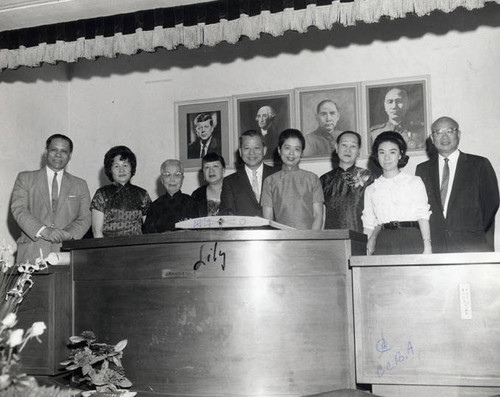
[175,98,232,171]
[295,82,360,160]
[234,91,293,165]
[363,76,431,155]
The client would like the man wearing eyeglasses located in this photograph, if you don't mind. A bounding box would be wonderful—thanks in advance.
[143,159,198,233]
[416,116,499,252]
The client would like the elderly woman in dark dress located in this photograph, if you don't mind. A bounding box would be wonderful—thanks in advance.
[91,146,151,238]
[191,152,226,216]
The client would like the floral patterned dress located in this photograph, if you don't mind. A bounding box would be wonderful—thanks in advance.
[91,182,151,237]
[320,165,374,232]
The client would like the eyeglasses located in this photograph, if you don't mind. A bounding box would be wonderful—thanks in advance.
[432,127,459,137]
[162,172,183,179]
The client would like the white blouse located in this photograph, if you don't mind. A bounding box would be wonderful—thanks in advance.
[362,171,431,230]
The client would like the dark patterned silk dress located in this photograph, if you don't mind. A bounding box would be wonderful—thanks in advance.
[91,182,151,237]
[320,165,374,232]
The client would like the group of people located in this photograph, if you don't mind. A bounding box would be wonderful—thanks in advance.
[10,114,499,264]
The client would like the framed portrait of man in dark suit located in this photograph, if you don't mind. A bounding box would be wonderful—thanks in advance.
[176,98,232,171]
[364,76,431,155]
[295,82,360,160]
[234,91,293,165]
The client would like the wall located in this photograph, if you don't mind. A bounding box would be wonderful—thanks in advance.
[0,64,70,251]
[1,4,500,252]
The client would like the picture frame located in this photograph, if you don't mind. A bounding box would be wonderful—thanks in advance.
[295,82,360,160]
[175,98,231,171]
[234,91,293,165]
[363,76,431,155]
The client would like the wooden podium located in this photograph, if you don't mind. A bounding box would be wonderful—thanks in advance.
[351,252,500,397]
[16,265,71,375]
[63,229,365,397]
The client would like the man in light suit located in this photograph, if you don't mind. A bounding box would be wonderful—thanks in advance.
[416,117,499,253]
[220,130,279,217]
[11,134,91,264]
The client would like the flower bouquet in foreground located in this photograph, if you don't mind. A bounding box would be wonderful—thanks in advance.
[61,331,135,396]
[0,244,48,320]
[0,244,80,396]
[0,313,79,396]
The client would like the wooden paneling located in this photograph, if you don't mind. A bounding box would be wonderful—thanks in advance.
[351,254,500,388]
[68,230,364,396]
[16,266,71,375]
[373,384,500,397]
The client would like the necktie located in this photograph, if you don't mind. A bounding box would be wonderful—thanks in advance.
[51,172,59,212]
[251,170,260,201]
[201,143,207,157]
[440,158,449,207]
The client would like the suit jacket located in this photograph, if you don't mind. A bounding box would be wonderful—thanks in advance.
[416,152,499,253]
[11,168,91,264]
[219,164,280,217]
[262,125,279,160]
[187,136,221,159]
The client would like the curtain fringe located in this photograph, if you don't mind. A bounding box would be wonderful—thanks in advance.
[0,0,497,70]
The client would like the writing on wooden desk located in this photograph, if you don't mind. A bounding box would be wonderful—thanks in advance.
[191,217,215,228]
[193,242,226,271]
[376,336,415,377]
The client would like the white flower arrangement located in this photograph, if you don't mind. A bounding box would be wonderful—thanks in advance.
[0,312,46,391]
[0,242,80,396]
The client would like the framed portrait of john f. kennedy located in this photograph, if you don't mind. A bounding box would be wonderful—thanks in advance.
[175,98,231,171]
[295,83,360,160]
[364,76,431,155]
[234,91,293,164]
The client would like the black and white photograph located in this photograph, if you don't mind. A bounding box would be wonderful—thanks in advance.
[365,76,430,154]
[2,2,499,396]
[235,91,292,162]
[176,99,231,170]
[296,83,359,159]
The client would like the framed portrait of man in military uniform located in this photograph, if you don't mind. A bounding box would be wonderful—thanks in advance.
[364,76,431,154]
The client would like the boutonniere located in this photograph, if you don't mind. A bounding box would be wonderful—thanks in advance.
[344,170,370,188]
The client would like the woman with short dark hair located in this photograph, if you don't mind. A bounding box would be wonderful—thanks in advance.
[191,152,226,216]
[91,146,151,237]
[362,131,432,255]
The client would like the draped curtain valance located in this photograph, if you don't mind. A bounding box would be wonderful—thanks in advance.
[0,0,497,70]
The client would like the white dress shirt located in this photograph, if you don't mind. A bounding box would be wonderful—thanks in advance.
[244,163,264,194]
[46,166,63,203]
[438,150,459,217]
[37,167,64,237]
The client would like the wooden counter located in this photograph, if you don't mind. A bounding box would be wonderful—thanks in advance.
[16,265,71,375]
[64,229,366,397]
[350,253,500,397]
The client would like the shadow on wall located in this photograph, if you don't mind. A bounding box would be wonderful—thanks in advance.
[1,3,500,83]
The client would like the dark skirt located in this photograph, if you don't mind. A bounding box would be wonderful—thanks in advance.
[374,226,423,255]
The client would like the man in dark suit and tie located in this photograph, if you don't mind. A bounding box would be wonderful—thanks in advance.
[187,113,222,159]
[11,134,91,264]
[416,116,499,252]
[220,130,279,217]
